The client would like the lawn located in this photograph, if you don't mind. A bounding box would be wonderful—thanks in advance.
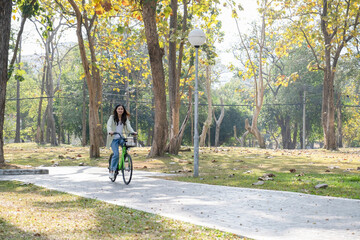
[3,142,360,199]
[0,181,244,240]
[1,142,359,239]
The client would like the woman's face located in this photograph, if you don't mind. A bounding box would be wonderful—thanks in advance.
[116,106,124,116]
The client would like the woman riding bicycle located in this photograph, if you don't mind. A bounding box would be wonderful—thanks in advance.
[106,104,137,180]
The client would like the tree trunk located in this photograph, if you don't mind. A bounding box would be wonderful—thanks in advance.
[234,125,246,146]
[15,39,22,143]
[276,115,297,149]
[36,64,46,144]
[213,99,225,147]
[167,0,188,154]
[235,0,268,149]
[81,78,87,146]
[142,0,168,157]
[45,47,57,146]
[15,77,21,143]
[68,0,103,158]
[146,127,153,146]
[337,91,343,147]
[199,66,213,147]
[320,0,341,150]
[167,104,192,155]
[0,0,12,165]
[168,0,178,139]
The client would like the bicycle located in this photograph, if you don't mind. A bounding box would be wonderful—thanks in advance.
[108,132,137,184]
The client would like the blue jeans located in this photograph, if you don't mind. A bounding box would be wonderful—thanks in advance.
[110,137,125,171]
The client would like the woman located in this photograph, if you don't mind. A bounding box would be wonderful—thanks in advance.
[106,104,137,180]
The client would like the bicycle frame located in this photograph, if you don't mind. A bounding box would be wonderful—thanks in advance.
[118,145,127,171]
[109,132,135,184]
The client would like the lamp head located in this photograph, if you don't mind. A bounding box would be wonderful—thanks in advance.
[188,29,206,48]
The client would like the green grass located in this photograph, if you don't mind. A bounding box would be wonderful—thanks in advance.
[2,142,360,239]
[0,181,246,240]
[3,142,360,200]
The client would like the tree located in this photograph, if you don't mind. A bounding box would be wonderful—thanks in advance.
[229,0,272,148]
[272,0,360,150]
[31,8,67,146]
[140,0,168,157]
[199,65,213,147]
[62,0,105,157]
[213,98,225,147]
[0,0,40,165]
[166,0,190,154]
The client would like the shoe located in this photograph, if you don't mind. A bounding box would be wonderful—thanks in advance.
[109,172,114,180]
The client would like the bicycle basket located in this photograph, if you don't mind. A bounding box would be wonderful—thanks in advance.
[125,137,137,147]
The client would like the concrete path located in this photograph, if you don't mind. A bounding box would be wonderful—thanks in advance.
[1,166,359,240]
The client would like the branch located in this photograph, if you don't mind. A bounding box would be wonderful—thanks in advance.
[8,16,27,80]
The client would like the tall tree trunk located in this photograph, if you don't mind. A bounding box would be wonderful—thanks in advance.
[81,78,87,146]
[68,0,103,158]
[336,91,343,147]
[167,0,188,154]
[168,0,178,139]
[142,0,168,157]
[199,66,212,147]
[319,0,353,150]
[36,64,46,144]
[15,78,21,142]
[15,39,22,143]
[236,0,267,149]
[213,98,225,147]
[0,0,12,165]
[45,42,57,146]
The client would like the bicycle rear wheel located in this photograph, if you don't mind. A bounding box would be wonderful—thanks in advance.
[122,153,133,185]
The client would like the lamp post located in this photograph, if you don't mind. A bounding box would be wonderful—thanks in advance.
[188,29,206,177]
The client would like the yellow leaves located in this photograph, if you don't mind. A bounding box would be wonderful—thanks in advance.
[95,3,105,15]
[113,5,120,11]
[163,6,172,18]
[231,10,238,18]
[12,15,16,21]
[131,11,142,21]
[121,0,130,6]
[142,72,150,79]
[274,72,299,87]
[79,73,86,80]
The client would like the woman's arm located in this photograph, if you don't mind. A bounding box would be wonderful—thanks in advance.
[125,119,136,134]
[107,115,114,134]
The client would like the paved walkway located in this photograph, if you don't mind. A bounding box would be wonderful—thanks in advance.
[1,166,359,240]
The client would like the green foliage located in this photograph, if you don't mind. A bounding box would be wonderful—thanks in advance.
[16,0,41,17]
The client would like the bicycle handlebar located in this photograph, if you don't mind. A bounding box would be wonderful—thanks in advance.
[110,132,137,136]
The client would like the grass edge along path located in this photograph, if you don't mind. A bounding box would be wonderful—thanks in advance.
[0,181,248,240]
[3,143,360,200]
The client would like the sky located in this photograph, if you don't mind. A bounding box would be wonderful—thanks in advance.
[215,0,260,85]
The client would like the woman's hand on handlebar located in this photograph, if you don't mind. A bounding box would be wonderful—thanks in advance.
[109,131,114,136]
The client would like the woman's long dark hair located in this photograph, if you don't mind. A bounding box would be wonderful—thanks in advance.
[113,104,130,125]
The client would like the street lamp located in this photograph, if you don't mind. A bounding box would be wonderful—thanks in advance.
[188,29,206,177]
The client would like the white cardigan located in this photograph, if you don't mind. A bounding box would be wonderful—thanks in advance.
[106,115,135,148]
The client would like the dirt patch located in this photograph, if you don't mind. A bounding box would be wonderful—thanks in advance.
[0,164,34,170]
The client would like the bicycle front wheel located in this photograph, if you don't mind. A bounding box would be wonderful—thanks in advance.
[122,153,133,185]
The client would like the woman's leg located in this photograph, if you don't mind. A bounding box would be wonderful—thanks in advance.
[110,139,120,171]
